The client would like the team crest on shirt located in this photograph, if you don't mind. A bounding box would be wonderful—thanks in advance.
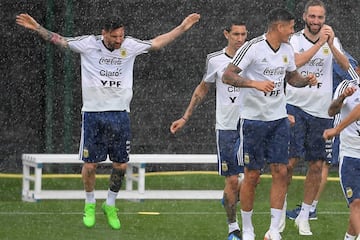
[282,55,288,64]
[221,162,228,172]
[120,48,127,58]
[83,148,89,158]
[323,46,330,55]
[346,187,353,198]
[244,153,250,164]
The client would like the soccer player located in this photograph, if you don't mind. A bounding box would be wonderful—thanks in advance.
[323,79,360,240]
[284,0,349,235]
[16,12,200,230]
[286,52,359,221]
[170,18,248,240]
[222,8,317,240]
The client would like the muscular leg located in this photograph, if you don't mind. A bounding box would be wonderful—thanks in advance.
[303,160,323,205]
[223,175,241,223]
[349,199,360,235]
[240,168,260,211]
[270,163,288,209]
[82,163,97,192]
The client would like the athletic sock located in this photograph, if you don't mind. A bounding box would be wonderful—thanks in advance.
[344,232,356,240]
[85,191,96,204]
[310,200,318,212]
[228,221,240,234]
[241,209,254,233]
[106,189,118,206]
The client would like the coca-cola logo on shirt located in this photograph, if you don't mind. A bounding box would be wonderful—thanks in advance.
[99,57,122,65]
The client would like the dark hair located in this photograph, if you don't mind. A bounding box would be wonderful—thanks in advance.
[304,0,326,14]
[224,17,246,32]
[103,17,125,31]
[267,7,295,26]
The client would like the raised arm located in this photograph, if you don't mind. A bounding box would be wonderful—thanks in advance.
[150,13,200,51]
[328,85,357,117]
[16,13,68,49]
[222,63,275,92]
[323,103,360,140]
[286,70,317,88]
[170,80,210,134]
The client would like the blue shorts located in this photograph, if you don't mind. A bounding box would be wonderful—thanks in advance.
[79,111,131,163]
[287,104,333,161]
[216,129,244,176]
[340,156,360,205]
[241,118,290,170]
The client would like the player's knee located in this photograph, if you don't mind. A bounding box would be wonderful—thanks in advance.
[109,168,125,192]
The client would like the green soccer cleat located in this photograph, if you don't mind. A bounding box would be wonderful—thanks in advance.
[102,202,121,230]
[83,203,96,228]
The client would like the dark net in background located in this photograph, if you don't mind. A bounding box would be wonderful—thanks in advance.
[1,0,359,173]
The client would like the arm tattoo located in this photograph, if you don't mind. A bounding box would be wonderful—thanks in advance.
[36,25,68,49]
[286,71,309,88]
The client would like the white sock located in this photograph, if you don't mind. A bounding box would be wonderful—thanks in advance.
[241,209,254,233]
[310,200,318,212]
[85,191,96,204]
[344,232,356,240]
[106,189,118,206]
[298,202,311,220]
[228,222,240,234]
[269,208,282,232]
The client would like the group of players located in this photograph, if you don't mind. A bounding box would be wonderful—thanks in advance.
[15,0,360,239]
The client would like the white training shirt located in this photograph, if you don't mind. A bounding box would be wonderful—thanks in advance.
[67,35,151,112]
[287,29,344,119]
[231,34,296,121]
[203,48,241,130]
[334,80,360,158]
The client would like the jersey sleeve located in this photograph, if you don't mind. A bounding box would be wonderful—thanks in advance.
[232,42,254,71]
[125,37,152,56]
[203,56,216,83]
[67,35,95,53]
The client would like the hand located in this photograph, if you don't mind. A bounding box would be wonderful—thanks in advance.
[319,24,334,46]
[343,85,357,97]
[323,128,338,140]
[170,118,187,134]
[253,80,275,93]
[287,114,295,126]
[305,73,317,86]
[16,13,40,31]
[180,13,201,31]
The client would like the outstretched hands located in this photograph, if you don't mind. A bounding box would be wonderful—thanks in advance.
[16,13,39,31]
[179,13,201,32]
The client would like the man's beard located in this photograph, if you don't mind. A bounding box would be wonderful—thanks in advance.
[305,21,322,35]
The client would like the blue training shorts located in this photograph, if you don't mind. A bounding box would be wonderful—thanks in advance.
[241,117,290,170]
[340,156,360,205]
[79,111,131,163]
[216,129,244,176]
[287,104,333,161]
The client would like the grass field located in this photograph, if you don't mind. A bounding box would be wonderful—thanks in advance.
[0,172,350,240]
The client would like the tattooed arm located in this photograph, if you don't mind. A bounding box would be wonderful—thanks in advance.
[286,70,317,88]
[16,13,68,49]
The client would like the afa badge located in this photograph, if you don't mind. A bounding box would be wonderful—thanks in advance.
[120,48,127,58]
[83,148,89,158]
[346,187,353,198]
[244,153,250,165]
[282,55,288,64]
[323,46,330,55]
[221,162,228,172]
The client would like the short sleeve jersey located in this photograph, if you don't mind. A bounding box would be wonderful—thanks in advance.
[231,34,296,121]
[287,30,344,118]
[203,48,241,130]
[67,35,151,112]
[334,80,360,158]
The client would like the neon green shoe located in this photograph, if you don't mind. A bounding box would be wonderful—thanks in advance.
[83,203,96,228]
[102,202,121,230]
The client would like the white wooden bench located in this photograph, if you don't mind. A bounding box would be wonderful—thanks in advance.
[22,153,221,202]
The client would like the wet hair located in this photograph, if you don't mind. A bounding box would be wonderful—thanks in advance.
[304,0,326,14]
[267,7,295,27]
[103,17,125,32]
[224,17,246,32]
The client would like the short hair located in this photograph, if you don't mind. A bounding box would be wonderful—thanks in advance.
[103,17,125,32]
[304,0,326,14]
[267,7,295,26]
[224,17,246,32]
